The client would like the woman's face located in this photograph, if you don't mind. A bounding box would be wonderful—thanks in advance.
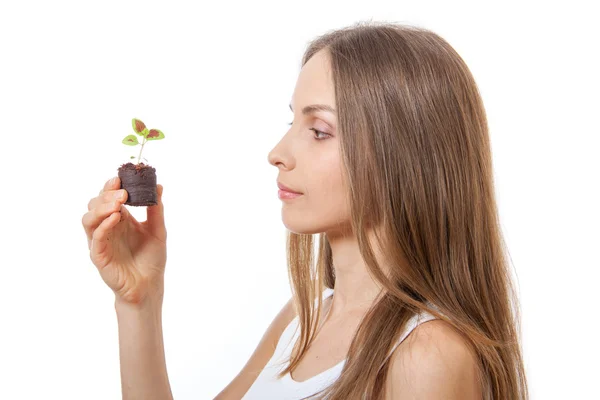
[268,49,351,236]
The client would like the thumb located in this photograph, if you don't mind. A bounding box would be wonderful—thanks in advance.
[146,184,166,241]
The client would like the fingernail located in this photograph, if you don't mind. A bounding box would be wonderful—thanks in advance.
[114,190,124,199]
[110,177,117,185]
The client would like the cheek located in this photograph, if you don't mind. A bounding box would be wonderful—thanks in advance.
[281,157,351,234]
[316,172,348,218]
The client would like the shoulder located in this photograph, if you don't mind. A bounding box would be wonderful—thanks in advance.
[385,319,482,399]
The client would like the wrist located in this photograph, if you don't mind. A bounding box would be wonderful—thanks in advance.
[115,291,164,315]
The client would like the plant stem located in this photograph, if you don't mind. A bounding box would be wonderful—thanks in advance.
[137,137,147,164]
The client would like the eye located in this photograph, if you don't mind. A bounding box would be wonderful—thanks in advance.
[287,122,331,141]
[309,128,331,140]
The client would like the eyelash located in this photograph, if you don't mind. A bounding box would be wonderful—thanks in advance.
[287,122,331,140]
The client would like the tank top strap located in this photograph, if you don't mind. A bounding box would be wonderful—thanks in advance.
[319,287,334,303]
[380,307,439,368]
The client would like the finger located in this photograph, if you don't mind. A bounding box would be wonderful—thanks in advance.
[146,184,166,241]
[82,200,122,243]
[99,176,120,195]
[90,209,123,260]
[118,203,133,223]
[88,188,127,211]
[82,200,123,246]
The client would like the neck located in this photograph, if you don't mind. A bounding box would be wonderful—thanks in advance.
[324,229,387,321]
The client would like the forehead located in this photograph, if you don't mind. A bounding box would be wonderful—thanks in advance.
[292,49,335,108]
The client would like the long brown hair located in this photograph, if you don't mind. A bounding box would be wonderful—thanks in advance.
[275,21,528,399]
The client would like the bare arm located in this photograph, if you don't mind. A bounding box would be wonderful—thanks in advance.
[115,294,174,400]
[385,320,482,399]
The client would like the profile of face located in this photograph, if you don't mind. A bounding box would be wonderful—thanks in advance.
[268,49,351,237]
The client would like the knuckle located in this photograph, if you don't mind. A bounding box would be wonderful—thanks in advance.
[94,204,105,219]
[105,190,117,203]
[92,223,104,239]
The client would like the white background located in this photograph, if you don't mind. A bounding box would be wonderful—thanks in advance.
[0,1,598,399]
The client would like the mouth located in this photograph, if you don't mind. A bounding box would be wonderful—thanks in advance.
[277,181,303,200]
[277,181,303,195]
[278,189,303,200]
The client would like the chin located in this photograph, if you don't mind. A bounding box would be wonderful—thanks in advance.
[281,213,324,235]
[283,222,323,235]
[282,214,350,236]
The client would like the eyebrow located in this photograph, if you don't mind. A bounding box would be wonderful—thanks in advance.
[289,103,336,115]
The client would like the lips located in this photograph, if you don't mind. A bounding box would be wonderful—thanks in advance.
[277,181,302,194]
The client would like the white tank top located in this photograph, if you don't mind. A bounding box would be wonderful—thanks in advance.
[242,287,437,399]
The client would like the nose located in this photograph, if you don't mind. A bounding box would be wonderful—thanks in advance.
[268,138,295,171]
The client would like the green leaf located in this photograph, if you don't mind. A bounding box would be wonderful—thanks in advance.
[132,118,147,135]
[130,156,135,159]
[122,134,139,146]
[146,129,165,140]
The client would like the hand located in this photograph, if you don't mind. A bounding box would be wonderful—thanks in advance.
[82,177,167,304]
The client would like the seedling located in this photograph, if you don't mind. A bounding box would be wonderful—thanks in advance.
[122,118,165,165]
[117,118,165,207]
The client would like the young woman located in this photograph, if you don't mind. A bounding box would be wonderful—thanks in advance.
[82,21,528,400]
